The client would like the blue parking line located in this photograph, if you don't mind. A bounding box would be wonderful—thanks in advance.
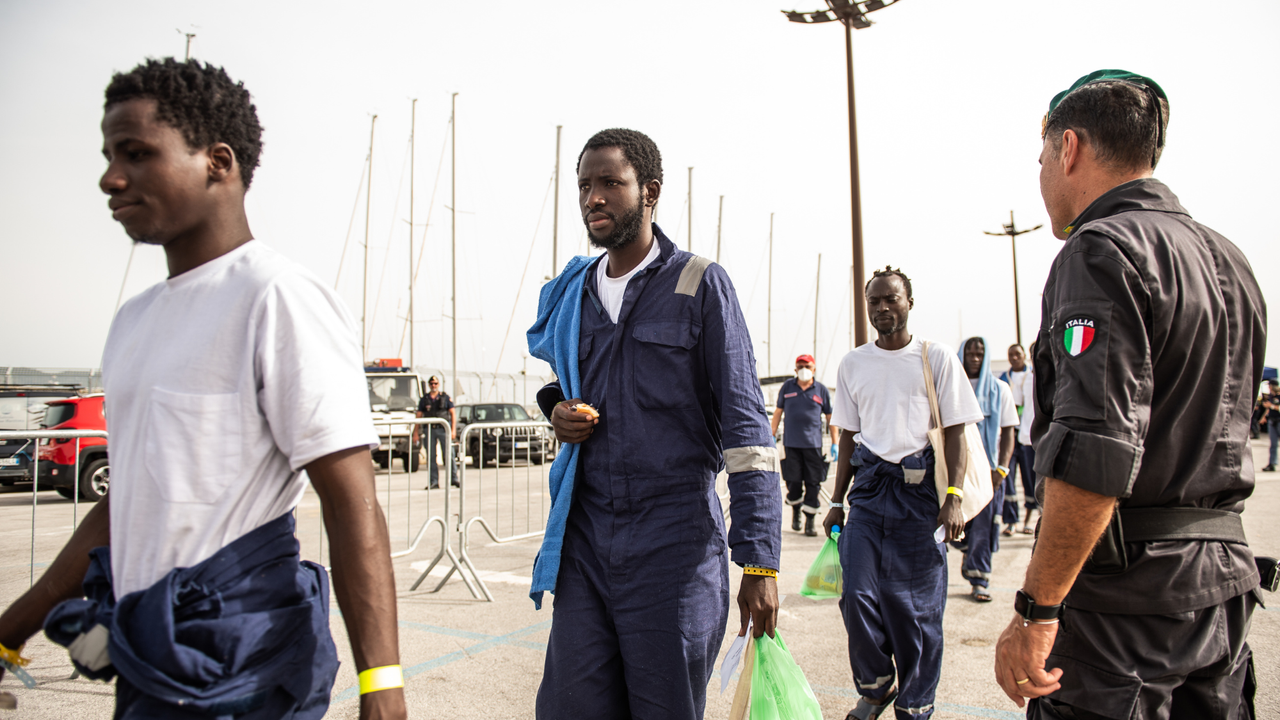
[333,619,552,703]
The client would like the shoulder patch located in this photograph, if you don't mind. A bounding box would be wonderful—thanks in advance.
[675,256,713,297]
[1063,317,1097,356]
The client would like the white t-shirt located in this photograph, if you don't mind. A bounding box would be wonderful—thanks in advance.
[595,239,661,323]
[1004,368,1033,408]
[971,377,1020,428]
[1018,390,1036,446]
[831,337,983,464]
[102,241,378,596]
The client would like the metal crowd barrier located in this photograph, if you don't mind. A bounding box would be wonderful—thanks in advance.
[409,420,556,602]
[0,429,109,587]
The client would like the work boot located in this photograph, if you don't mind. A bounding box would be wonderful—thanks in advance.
[792,505,803,531]
[805,513,817,537]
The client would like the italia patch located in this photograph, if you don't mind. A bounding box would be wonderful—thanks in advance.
[1063,317,1096,356]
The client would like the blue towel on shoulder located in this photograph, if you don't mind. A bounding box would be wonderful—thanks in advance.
[526,254,594,609]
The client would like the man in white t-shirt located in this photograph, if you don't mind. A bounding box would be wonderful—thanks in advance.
[999,344,1038,533]
[0,59,405,720]
[824,267,983,720]
[956,337,1018,603]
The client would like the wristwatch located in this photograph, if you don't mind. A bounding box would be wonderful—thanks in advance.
[1014,590,1063,625]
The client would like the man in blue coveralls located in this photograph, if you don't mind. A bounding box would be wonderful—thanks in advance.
[824,267,982,720]
[528,128,782,719]
[954,337,1017,603]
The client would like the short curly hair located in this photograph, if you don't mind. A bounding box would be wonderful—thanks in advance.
[105,58,263,189]
[576,128,663,188]
[865,265,913,299]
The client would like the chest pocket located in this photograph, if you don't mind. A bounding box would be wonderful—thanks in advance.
[144,388,242,504]
[632,320,701,410]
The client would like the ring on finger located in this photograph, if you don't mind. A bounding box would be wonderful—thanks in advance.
[1015,678,1030,685]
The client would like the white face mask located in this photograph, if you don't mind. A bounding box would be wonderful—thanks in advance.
[796,368,814,382]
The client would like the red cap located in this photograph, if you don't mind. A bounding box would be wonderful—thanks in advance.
[795,354,815,365]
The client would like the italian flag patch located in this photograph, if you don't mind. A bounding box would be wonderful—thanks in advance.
[1063,318,1096,356]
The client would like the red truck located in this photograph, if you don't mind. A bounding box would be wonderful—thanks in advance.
[36,394,109,501]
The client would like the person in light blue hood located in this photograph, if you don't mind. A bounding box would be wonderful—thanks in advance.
[954,337,1018,602]
[527,128,781,720]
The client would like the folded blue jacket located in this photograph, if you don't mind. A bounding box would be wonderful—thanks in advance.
[44,513,338,718]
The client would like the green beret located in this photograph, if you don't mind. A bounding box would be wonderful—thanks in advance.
[1048,69,1166,115]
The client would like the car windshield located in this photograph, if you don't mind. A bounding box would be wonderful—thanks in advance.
[469,404,531,422]
[42,404,76,428]
[368,376,421,411]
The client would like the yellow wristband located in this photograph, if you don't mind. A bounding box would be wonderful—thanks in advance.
[0,642,29,668]
[742,566,778,578]
[946,486,964,499]
[358,665,404,695]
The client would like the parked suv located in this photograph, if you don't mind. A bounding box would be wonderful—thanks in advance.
[0,385,79,487]
[37,394,109,501]
[456,403,553,466]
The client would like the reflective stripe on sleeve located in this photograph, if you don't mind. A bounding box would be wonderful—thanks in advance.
[675,256,713,296]
[724,445,778,473]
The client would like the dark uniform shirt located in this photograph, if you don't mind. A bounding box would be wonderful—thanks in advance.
[776,378,832,449]
[1264,391,1280,425]
[1031,178,1266,615]
[417,392,454,421]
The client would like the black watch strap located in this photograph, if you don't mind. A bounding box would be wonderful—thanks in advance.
[1015,589,1063,622]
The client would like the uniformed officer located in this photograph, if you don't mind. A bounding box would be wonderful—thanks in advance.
[993,70,1267,719]
[771,353,837,536]
[528,128,781,719]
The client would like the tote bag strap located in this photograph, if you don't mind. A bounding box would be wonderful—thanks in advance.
[921,341,944,431]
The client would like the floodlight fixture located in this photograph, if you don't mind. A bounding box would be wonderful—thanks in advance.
[780,0,904,347]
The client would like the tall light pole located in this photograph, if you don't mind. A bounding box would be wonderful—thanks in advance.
[983,210,1042,346]
[767,212,774,376]
[783,0,904,347]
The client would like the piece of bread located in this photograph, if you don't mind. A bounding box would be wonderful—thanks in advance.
[573,403,600,419]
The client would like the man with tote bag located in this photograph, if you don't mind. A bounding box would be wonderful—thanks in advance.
[824,267,983,720]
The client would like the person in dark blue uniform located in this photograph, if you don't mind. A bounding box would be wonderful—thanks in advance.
[824,268,982,720]
[771,353,837,536]
[994,70,1267,719]
[954,337,1017,603]
[528,128,781,720]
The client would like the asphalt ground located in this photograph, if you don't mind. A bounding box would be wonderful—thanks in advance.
[0,440,1276,718]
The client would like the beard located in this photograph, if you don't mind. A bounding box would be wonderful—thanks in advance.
[586,198,646,251]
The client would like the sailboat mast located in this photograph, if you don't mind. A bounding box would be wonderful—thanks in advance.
[408,99,417,370]
[553,125,561,278]
[362,114,377,360]
[451,92,458,398]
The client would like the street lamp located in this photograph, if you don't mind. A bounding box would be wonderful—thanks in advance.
[983,211,1042,346]
[783,0,904,347]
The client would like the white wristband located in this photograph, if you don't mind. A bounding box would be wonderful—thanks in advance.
[829,502,844,509]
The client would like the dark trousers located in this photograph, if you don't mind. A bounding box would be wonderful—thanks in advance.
[536,491,728,719]
[1028,591,1258,720]
[839,445,945,719]
[1269,421,1278,467]
[427,425,456,486]
[957,482,1004,589]
[782,446,825,513]
[1009,442,1037,512]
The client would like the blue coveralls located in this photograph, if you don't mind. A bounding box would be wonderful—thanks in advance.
[839,444,947,720]
[534,227,781,720]
[955,344,1008,591]
[44,513,338,719]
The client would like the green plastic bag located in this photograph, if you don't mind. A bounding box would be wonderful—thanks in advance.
[750,631,822,720]
[799,528,842,599]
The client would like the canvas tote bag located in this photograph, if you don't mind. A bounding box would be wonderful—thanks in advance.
[921,341,993,523]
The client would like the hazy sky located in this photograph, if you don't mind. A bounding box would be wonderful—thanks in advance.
[3,0,1276,392]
